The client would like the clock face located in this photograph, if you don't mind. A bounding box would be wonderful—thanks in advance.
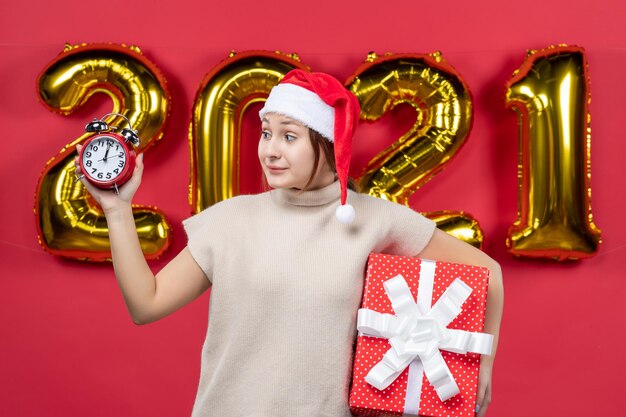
[81,135,128,183]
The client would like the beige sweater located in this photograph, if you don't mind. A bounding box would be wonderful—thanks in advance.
[183,180,436,417]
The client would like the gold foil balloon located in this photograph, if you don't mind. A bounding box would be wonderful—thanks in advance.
[189,50,307,212]
[35,43,172,261]
[427,210,484,249]
[347,52,483,248]
[505,45,601,260]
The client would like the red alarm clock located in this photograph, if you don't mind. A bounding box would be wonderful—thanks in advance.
[78,113,140,194]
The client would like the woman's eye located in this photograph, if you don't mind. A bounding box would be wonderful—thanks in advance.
[285,134,297,142]
[261,131,271,140]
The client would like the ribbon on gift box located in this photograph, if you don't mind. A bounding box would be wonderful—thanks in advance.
[357,259,493,415]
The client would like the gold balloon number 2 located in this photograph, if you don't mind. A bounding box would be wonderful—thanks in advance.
[347,53,483,248]
[36,44,601,261]
[35,43,172,261]
[506,45,601,260]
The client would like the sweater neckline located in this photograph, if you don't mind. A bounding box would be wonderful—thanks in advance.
[271,180,341,207]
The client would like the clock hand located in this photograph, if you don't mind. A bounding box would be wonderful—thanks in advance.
[103,142,111,162]
[98,154,122,162]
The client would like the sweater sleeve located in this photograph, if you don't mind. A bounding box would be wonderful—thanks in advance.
[182,207,220,283]
[377,199,437,257]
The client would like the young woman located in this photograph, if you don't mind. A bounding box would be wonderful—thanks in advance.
[75,70,503,417]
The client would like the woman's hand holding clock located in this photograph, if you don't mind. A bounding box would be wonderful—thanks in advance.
[74,143,144,214]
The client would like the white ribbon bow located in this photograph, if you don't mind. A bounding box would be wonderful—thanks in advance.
[357,273,493,403]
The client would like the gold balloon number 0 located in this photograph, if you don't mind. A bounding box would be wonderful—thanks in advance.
[506,45,601,260]
[35,43,172,261]
[189,50,308,212]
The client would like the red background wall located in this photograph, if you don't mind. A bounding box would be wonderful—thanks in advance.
[2,1,625,416]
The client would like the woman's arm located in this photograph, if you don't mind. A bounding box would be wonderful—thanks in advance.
[418,228,504,417]
[75,146,210,325]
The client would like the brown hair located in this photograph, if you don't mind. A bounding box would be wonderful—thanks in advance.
[302,128,359,192]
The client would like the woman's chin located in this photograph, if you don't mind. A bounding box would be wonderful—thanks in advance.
[265,177,302,190]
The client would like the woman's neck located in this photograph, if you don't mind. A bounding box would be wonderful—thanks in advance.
[272,179,340,207]
[300,169,336,191]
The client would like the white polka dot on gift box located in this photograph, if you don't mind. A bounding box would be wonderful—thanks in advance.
[349,254,489,417]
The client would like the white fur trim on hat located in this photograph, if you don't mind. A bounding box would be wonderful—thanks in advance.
[259,83,335,142]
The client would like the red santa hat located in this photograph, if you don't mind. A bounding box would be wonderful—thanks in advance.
[259,69,361,224]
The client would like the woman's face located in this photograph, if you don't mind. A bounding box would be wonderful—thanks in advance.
[258,113,334,190]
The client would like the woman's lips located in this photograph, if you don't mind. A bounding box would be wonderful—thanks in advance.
[267,166,287,173]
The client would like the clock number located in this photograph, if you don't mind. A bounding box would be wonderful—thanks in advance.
[86,151,91,157]
[118,161,124,168]
[97,172,103,179]
[35,43,172,262]
[106,172,112,179]
[113,168,119,174]
[85,160,92,167]
[91,168,97,174]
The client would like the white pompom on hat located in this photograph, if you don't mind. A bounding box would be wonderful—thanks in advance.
[259,69,361,224]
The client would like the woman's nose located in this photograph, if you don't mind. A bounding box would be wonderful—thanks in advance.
[264,137,280,158]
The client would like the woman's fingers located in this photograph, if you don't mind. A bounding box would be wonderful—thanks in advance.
[73,144,107,199]
[476,381,491,417]
[134,153,144,178]
[74,153,87,185]
[74,145,82,170]
[73,144,143,208]
[116,153,143,198]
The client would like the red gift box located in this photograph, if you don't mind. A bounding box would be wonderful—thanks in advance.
[349,253,492,417]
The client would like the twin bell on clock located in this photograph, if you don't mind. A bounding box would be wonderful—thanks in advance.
[78,113,140,194]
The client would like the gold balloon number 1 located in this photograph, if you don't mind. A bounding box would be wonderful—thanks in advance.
[35,43,172,261]
[506,45,601,260]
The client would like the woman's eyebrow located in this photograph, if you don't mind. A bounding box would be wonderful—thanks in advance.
[280,119,302,126]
